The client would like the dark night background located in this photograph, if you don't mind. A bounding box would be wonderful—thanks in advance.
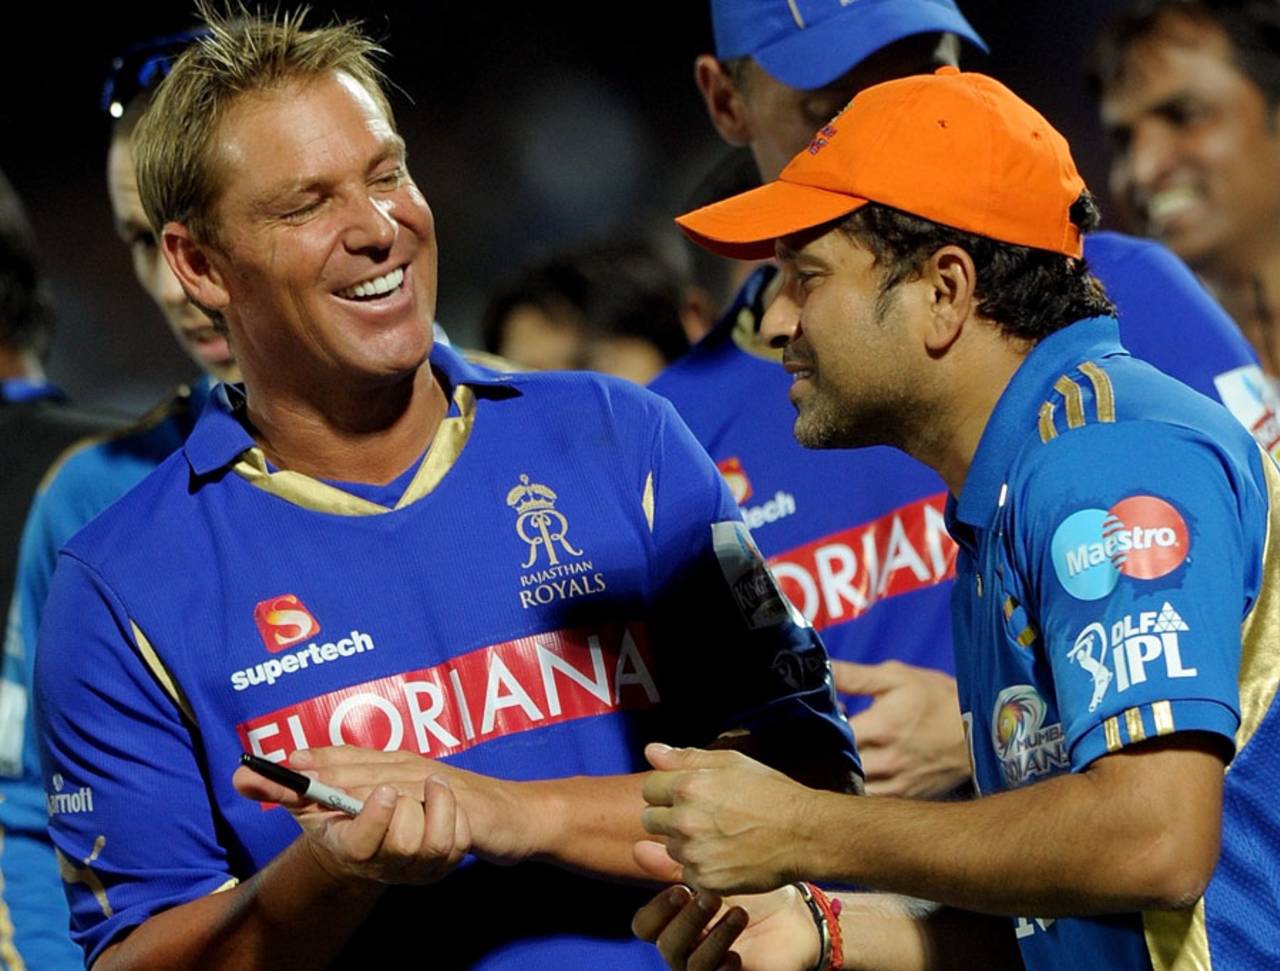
[1,1,1126,413]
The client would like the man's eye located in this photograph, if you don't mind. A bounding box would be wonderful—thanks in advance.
[282,200,322,221]
[374,167,406,188]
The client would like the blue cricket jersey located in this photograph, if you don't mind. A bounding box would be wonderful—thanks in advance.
[35,343,856,968]
[650,232,1277,702]
[948,316,1279,969]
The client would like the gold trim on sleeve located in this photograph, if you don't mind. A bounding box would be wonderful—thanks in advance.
[1104,716,1122,753]
[1124,707,1147,744]
[1152,701,1176,736]
[642,471,655,534]
[211,878,240,894]
[56,838,113,919]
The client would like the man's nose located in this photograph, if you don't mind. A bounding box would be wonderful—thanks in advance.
[344,193,398,254]
[760,288,801,349]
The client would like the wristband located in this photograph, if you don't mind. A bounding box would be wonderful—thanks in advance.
[795,882,843,971]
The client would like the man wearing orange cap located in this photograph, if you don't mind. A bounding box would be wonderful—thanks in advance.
[633,68,1279,970]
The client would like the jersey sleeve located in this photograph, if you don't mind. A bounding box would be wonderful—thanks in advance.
[1014,421,1251,770]
[34,552,240,966]
[641,396,860,777]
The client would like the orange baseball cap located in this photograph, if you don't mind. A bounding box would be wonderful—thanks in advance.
[677,67,1086,260]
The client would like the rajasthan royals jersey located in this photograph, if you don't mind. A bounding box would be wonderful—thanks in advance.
[650,232,1276,702]
[948,316,1279,970]
[36,344,856,968]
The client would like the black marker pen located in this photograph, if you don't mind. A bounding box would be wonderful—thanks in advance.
[240,753,365,816]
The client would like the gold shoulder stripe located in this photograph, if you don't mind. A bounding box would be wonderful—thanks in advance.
[1152,701,1175,736]
[232,385,477,515]
[1038,402,1057,443]
[642,471,655,533]
[1237,445,1280,758]
[1053,376,1087,429]
[1144,897,1210,971]
[130,622,197,725]
[1002,596,1016,621]
[1078,362,1116,423]
[211,877,240,894]
[1016,626,1038,649]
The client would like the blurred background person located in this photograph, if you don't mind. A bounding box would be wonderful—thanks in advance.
[1,30,239,971]
[481,237,697,383]
[1092,0,1280,381]
[0,165,123,971]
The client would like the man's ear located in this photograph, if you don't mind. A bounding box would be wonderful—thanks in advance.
[920,245,976,354]
[694,54,753,147]
[162,222,230,313]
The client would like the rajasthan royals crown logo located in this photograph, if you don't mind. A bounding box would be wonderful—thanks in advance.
[507,474,584,568]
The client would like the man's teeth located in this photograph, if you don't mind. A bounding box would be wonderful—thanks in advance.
[1146,187,1199,225]
[336,266,405,299]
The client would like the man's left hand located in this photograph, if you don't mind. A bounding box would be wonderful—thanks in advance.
[639,743,817,894]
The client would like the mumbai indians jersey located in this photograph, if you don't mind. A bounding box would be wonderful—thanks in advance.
[948,316,1279,970]
[35,344,855,969]
[650,232,1277,702]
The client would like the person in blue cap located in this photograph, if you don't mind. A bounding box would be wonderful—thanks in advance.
[650,0,1280,801]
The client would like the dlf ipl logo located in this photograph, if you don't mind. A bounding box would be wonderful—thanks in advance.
[1051,495,1189,600]
[253,594,321,653]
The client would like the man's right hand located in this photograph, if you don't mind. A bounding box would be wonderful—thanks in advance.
[232,765,470,885]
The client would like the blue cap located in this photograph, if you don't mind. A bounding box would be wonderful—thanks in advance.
[712,0,988,90]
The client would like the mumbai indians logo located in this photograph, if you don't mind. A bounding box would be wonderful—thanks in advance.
[991,685,1067,787]
[507,474,584,569]
[1050,495,1189,600]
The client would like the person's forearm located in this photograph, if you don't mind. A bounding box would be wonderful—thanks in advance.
[517,773,652,880]
[833,894,1022,971]
[797,741,1223,917]
[93,838,383,971]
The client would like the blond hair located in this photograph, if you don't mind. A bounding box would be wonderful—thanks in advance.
[133,3,391,244]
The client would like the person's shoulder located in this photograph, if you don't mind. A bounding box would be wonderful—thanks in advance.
[38,393,190,510]
[58,442,195,567]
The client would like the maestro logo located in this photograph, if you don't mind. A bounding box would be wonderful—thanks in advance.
[1051,496,1189,600]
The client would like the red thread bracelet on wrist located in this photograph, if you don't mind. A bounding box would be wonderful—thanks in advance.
[804,883,844,971]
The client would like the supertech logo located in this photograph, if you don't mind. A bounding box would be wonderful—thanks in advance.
[1050,495,1189,600]
[1067,602,1197,711]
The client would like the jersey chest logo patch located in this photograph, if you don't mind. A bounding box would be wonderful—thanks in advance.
[253,594,322,652]
[1050,495,1189,600]
[508,473,607,609]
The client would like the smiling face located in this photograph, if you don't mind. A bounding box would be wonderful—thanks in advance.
[1100,11,1280,273]
[194,70,437,400]
[108,135,238,382]
[760,226,926,451]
